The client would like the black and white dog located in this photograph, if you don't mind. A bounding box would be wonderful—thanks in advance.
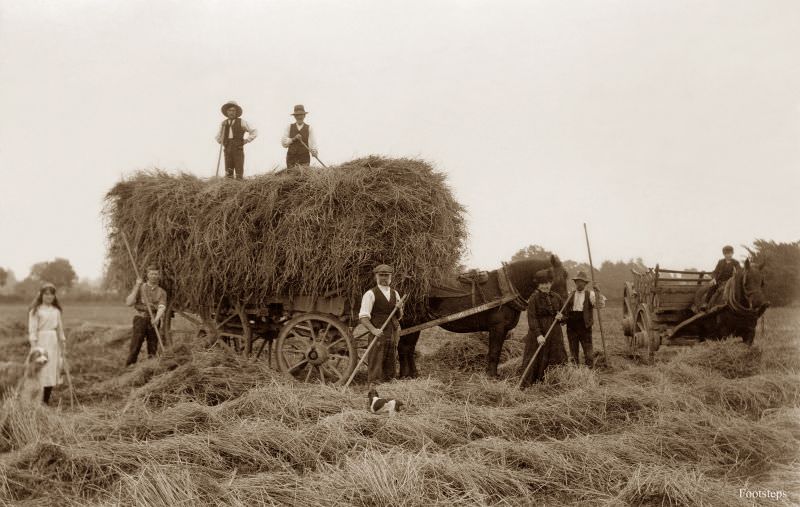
[367,389,404,417]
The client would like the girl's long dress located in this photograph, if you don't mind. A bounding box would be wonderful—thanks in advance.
[28,305,66,387]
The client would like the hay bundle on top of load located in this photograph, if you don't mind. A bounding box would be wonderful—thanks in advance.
[104,156,467,323]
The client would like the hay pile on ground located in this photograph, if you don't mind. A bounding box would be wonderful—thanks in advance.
[104,157,466,316]
[1,308,799,505]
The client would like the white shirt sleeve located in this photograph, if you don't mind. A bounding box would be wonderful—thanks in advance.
[358,290,376,319]
[241,119,258,143]
[589,291,606,309]
[215,120,225,144]
[308,125,318,152]
[281,124,292,148]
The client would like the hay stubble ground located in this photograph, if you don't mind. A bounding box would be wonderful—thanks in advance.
[0,302,798,506]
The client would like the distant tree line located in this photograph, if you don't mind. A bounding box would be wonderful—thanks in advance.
[0,258,118,303]
[510,240,800,306]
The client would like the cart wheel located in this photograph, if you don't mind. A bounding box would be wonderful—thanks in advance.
[633,308,659,363]
[276,313,356,386]
[203,307,252,354]
[621,283,635,337]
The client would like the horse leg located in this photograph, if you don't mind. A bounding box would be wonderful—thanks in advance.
[485,323,506,378]
[397,332,420,379]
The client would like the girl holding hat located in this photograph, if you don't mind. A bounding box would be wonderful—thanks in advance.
[28,283,67,404]
[519,269,568,387]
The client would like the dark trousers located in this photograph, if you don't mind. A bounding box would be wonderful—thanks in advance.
[367,326,398,383]
[224,147,245,179]
[286,152,310,168]
[127,315,159,366]
[566,315,593,367]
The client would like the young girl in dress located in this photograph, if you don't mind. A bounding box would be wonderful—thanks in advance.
[28,283,67,404]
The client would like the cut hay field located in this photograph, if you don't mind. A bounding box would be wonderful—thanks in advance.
[1,302,798,506]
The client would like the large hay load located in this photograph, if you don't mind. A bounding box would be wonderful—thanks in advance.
[104,156,467,384]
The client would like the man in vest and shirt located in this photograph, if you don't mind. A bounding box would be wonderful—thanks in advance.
[281,104,319,168]
[215,100,258,179]
[559,271,606,368]
[358,264,404,383]
[124,265,167,366]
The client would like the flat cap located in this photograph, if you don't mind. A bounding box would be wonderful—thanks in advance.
[373,264,394,274]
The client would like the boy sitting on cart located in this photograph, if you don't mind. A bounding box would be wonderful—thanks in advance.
[701,245,741,310]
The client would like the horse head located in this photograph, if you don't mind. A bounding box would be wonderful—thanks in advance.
[549,254,569,299]
[506,255,568,300]
[741,258,769,313]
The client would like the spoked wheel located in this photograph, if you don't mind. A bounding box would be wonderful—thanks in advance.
[276,313,356,386]
[197,305,252,354]
[633,308,658,363]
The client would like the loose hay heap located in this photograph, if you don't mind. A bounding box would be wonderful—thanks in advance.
[104,157,467,316]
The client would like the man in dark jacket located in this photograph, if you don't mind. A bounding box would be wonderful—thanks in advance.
[215,100,258,179]
[702,245,741,309]
[563,271,606,368]
[358,264,404,383]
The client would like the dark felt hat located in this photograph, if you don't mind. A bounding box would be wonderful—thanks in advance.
[534,269,552,284]
[221,101,243,117]
[572,271,591,283]
[291,104,308,116]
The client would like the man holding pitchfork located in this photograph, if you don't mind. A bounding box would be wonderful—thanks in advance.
[124,265,167,366]
[358,264,404,383]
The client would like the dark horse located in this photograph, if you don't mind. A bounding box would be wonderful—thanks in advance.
[692,259,769,344]
[398,256,568,378]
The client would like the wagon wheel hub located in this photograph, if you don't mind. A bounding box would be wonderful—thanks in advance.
[305,344,329,365]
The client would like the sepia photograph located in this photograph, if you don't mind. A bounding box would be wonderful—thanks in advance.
[0,1,798,505]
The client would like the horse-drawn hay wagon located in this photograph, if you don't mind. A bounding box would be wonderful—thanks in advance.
[622,262,768,361]
[103,157,494,385]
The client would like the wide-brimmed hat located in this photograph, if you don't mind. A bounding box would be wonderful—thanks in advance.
[572,271,591,283]
[373,264,394,274]
[534,269,552,284]
[221,101,243,117]
[291,104,308,116]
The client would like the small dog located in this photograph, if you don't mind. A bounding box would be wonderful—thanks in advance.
[0,347,48,403]
[367,389,404,417]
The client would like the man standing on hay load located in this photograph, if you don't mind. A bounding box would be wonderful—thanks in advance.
[358,264,404,383]
[124,265,167,366]
[563,271,606,368]
[215,100,258,179]
[281,104,318,168]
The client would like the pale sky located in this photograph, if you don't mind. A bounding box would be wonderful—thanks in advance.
[1,0,798,281]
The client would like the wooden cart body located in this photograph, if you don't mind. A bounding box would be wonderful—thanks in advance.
[176,266,524,386]
[622,265,712,361]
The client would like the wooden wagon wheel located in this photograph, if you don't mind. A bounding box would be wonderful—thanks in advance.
[276,313,356,386]
[633,306,659,363]
[622,283,636,339]
[184,305,252,354]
